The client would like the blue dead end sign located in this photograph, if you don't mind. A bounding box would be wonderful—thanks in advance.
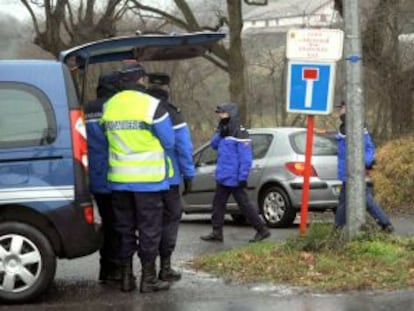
[286,61,336,115]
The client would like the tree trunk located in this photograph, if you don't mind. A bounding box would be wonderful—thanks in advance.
[363,0,412,138]
[227,0,248,125]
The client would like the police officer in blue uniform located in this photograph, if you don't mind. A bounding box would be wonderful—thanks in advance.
[334,101,394,232]
[147,73,195,282]
[84,71,121,283]
[101,63,175,293]
[200,102,270,243]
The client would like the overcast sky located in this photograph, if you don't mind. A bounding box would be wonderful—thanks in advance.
[0,0,32,20]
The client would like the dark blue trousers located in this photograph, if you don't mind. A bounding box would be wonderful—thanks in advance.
[159,186,182,258]
[112,190,164,264]
[94,193,118,266]
[212,183,265,229]
[335,182,392,227]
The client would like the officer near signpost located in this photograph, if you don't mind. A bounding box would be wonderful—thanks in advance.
[101,63,175,293]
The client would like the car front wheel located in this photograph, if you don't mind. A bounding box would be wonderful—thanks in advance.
[259,186,296,228]
[0,222,56,303]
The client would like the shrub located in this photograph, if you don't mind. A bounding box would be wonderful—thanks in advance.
[283,224,347,252]
[371,135,414,213]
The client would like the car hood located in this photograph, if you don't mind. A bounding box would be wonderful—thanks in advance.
[58,31,225,68]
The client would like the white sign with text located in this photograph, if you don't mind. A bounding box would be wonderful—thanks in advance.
[286,28,344,61]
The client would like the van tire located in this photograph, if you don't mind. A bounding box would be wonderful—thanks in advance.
[0,222,56,303]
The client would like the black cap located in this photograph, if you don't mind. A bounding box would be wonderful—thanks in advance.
[96,71,121,98]
[215,102,236,114]
[120,62,147,81]
[215,106,225,113]
[148,73,170,86]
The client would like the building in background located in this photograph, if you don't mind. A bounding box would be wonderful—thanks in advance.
[243,0,339,35]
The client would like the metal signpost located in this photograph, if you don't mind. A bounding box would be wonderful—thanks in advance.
[286,28,344,235]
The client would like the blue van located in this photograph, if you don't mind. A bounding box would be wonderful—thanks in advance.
[0,61,101,302]
[0,31,225,303]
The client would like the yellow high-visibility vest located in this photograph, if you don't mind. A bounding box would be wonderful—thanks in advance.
[101,90,171,183]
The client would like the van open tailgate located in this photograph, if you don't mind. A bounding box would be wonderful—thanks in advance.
[58,31,225,68]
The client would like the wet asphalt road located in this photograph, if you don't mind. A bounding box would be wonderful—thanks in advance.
[2,213,414,310]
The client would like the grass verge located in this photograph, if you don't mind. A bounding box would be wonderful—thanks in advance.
[190,224,414,291]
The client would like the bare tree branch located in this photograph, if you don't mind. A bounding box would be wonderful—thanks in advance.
[77,0,84,24]
[85,0,96,25]
[66,1,76,28]
[128,0,189,30]
[203,54,228,72]
[62,19,74,41]
[127,0,229,63]
[114,1,130,21]
[20,0,41,36]
[173,0,200,30]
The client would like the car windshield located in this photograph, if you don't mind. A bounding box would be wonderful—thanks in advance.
[290,132,337,156]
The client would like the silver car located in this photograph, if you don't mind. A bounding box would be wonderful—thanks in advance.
[181,127,341,228]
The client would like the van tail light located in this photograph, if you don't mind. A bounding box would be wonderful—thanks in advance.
[83,204,94,224]
[70,109,88,171]
[285,162,318,177]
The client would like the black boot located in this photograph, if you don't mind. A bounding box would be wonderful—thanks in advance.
[99,259,108,283]
[121,260,136,292]
[381,223,395,233]
[159,256,181,282]
[99,259,122,284]
[249,226,271,243]
[200,228,223,242]
[140,261,170,293]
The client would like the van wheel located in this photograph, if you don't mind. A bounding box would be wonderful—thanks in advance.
[259,186,296,228]
[0,222,56,303]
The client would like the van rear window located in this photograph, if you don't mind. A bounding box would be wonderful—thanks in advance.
[0,83,57,148]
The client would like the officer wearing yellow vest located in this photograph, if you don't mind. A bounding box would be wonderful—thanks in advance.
[101,63,175,293]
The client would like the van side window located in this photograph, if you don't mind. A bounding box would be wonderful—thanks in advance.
[0,83,57,148]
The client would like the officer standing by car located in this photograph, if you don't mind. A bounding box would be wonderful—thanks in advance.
[85,71,121,284]
[200,102,270,243]
[101,63,175,293]
[147,73,195,282]
[334,101,394,232]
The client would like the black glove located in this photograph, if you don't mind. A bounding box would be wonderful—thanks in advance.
[182,178,192,195]
[366,159,376,170]
[238,180,247,188]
